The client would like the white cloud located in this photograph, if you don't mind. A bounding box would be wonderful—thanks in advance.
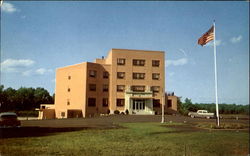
[166,58,188,67]
[230,35,242,43]
[206,40,222,47]
[35,68,53,75]
[22,70,32,76]
[1,59,35,72]
[1,2,17,13]
[179,49,187,57]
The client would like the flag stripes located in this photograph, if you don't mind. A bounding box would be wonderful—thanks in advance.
[198,26,214,46]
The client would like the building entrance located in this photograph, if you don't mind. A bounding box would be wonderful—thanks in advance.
[132,99,145,110]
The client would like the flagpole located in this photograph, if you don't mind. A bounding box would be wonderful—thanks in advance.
[213,20,220,126]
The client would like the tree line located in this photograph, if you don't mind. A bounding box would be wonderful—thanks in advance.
[0,85,54,112]
[178,98,249,115]
[0,85,248,115]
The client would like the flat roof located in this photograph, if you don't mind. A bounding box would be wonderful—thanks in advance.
[111,48,164,53]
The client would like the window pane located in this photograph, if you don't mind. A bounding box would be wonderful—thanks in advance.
[88,98,96,107]
[152,73,160,80]
[103,71,109,79]
[151,86,160,93]
[116,99,125,107]
[117,85,125,92]
[133,59,145,66]
[167,100,172,108]
[103,84,109,92]
[89,70,97,78]
[152,60,160,67]
[117,72,125,79]
[133,73,145,79]
[89,84,96,91]
[153,99,160,107]
[131,86,145,92]
[102,98,109,107]
[117,58,126,65]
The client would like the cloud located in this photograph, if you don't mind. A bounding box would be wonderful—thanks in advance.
[35,68,53,75]
[22,70,33,76]
[206,40,222,47]
[1,2,17,13]
[166,58,188,67]
[1,58,53,76]
[1,59,35,72]
[230,35,242,43]
[178,49,187,57]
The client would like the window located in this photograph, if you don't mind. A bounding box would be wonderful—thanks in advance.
[117,85,125,92]
[153,99,160,107]
[133,73,145,79]
[117,72,125,79]
[152,73,160,80]
[61,112,65,117]
[68,76,71,80]
[103,71,109,79]
[67,88,71,92]
[152,60,160,67]
[116,99,125,107]
[89,84,96,91]
[131,86,145,92]
[133,59,145,66]
[89,70,97,78]
[67,99,70,105]
[102,98,109,107]
[167,100,172,108]
[117,58,126,65]
[88,98,96,107]
[103,84,109,92]
[151,86,160,93]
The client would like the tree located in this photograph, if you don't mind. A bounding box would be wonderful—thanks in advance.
[34,87,53,108]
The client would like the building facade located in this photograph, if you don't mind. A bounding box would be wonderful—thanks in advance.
[54,49,176,118]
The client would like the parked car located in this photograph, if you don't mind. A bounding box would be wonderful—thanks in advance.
[0,112,21,127]
[188,110,214,119]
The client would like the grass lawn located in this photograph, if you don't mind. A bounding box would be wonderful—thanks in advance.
[0,122,249,156]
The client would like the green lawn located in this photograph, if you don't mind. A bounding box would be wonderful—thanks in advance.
[0,123,249,156]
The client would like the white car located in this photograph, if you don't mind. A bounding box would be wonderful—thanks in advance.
[188,110,214,119]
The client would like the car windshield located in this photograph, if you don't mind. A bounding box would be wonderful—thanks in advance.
[1,115,17,119]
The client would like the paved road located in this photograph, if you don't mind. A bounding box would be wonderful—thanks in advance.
[20,115,249,128]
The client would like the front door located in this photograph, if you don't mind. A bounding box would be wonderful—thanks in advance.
[132,99,145,111]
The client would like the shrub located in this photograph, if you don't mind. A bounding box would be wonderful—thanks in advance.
[16,110,38,117]
[114,110,120,115]
[121,112,125,115]
[125,109,129,115]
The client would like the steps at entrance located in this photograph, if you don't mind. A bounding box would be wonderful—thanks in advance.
[132,111,155,115]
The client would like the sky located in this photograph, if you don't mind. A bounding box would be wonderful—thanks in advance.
[0,1,249,105]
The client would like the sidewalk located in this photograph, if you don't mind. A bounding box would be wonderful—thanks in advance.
[18,117,38,120]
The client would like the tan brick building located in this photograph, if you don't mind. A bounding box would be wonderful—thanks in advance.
[54,49,177,118]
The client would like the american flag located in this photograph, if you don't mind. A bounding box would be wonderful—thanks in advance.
[198,26,214,46]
